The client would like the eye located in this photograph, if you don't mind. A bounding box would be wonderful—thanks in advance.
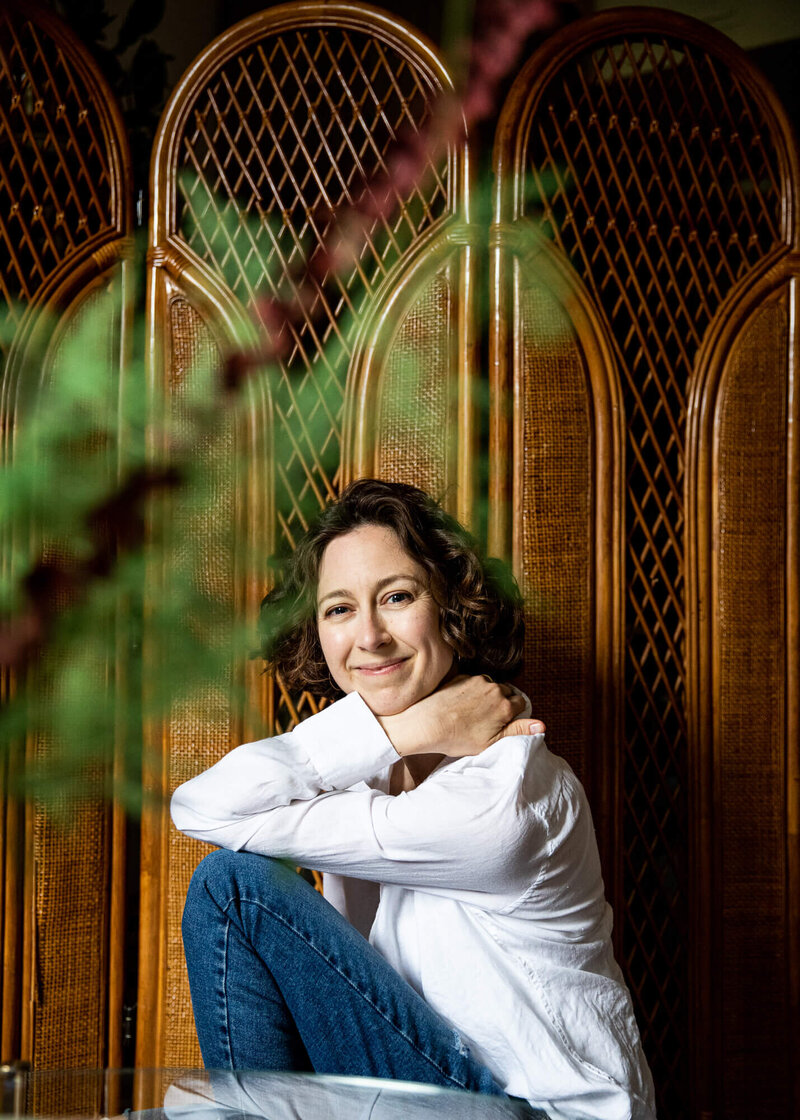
[323,604,352,618]
[385,590,413,606]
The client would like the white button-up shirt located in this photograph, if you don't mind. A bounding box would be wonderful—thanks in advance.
[171,691,656,1120]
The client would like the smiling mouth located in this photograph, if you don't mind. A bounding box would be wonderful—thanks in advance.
[353,658,408,676]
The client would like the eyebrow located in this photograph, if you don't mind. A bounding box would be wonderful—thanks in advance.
[317,573,424,607]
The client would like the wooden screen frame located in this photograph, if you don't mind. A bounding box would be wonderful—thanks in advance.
[0,0,132,1100]
[490,8,800,1117]
[139,223,274,1085]
[343,161,476,525]
[488,215,624,857]
[138,0,464,1088]
[687,249,800,1115]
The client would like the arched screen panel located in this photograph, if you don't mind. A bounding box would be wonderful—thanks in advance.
[0,1,131,1112]
[141,1,464,1080]
[492,10,798,1117]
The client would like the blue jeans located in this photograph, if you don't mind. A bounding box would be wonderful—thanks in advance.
[182,850,544,1114]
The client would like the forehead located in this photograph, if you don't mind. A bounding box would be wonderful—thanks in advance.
[317,524,425,590]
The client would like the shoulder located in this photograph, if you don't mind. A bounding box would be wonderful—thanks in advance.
[521,741,588,816]
[470,735,597,864]
[428,734,559,840]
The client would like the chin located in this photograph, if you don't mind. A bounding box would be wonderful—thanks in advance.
[357,685,423,717]
[362,695,412,717]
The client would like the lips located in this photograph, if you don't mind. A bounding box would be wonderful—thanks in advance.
[352,658,408,676]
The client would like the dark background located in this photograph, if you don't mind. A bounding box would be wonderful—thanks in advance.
[146,0,799,118]
[49,0,798,211]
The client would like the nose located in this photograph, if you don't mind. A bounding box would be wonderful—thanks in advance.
[356,607,390,651]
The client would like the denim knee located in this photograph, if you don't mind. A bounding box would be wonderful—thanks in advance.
[184,849,292,919]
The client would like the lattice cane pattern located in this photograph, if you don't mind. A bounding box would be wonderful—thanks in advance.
[176,25,447,525]
[172,21,449,731]
[0,7,116,362]
[524,33,783,1118]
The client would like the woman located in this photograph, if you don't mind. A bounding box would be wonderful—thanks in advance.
[172,479,656,1120]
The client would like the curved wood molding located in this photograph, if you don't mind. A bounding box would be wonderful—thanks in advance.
[343,219,477,525]
[17,272,131,1112]
[150,1,457,253]
[687,250,799,1117]
[141,1,460,1084]
[0,1,132,1108]
[139,269,274,1077]
[0,0,132,408]
[493,7,799,241]
[492,10,799,1117]
[148,0,462,554]
[488,217,623,862]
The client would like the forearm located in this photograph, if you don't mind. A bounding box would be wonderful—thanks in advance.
[171,692,399,836]
[375,708,431,757]
[373,675,529,759]
[173,733,546,902]
[171,687,547,901]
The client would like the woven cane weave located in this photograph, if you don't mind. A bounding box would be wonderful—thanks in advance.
[11,285,120,1112]
[142,279,273,1075]
[160,294,227,1071]
[152,2,456,742]
[143,7,460,1073]
[713,294,788,1117]
[29,792,110,1114]
[342,219,474,525]
[493,11,794,1117]
[515,273,592,780]
[376,270,454,497]
[22,284,121,1112]
[1,2,129,1099]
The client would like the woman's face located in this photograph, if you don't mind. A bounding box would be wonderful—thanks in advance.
[316,523,454,716]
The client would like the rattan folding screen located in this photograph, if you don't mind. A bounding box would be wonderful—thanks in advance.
[0,0,132,1112]
[139,2,470,1082]
[2,2,797,1117]
[490,11,799,1119]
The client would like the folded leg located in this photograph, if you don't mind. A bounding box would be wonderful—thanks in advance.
[182,849,503,1094]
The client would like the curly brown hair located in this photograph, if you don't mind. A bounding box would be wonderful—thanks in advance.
[259,479,524,698]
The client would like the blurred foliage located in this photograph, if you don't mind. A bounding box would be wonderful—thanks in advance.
[1,0,568,810]
[0,265,270,810]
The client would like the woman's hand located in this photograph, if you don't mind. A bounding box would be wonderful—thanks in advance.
[500,717,546,738]
[377,674,541,758]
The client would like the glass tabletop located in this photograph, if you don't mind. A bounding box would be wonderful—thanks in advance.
[0,1067,540,1120]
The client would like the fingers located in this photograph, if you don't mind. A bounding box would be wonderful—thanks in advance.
[486,680,524,721]
[439,674,538,743]
[478,674,515,699]
[489,682,543,732]
[500,717,546,739]
[474,676,526,723]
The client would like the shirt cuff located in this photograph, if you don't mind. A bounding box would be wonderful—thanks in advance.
[292,691,400,790]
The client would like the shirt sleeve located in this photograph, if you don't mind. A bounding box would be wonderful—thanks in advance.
[170,691,547,902]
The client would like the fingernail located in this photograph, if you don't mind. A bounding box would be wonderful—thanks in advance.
[529,721,545,734]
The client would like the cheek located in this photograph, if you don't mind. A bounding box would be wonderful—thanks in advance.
[414,608,453,668]
[318,628,354,690]
[433,633,455,673]
[318,627,342,667]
